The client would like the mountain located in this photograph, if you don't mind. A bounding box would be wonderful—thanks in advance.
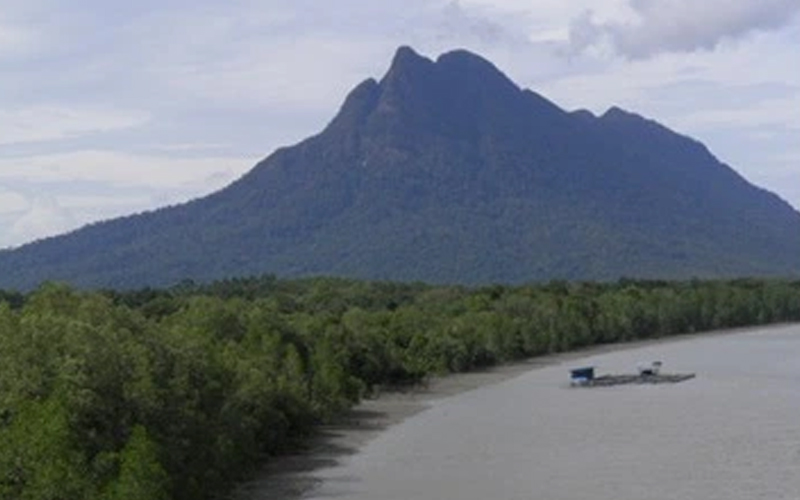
[1,46,799,290]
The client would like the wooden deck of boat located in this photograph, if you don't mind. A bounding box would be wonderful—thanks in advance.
[574,373,695,387]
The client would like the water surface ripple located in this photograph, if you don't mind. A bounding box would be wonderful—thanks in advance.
[304,325,800,499]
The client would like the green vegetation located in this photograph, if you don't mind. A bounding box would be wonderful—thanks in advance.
[1,276,799,499]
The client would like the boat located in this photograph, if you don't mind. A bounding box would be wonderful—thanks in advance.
[569,362,694,387]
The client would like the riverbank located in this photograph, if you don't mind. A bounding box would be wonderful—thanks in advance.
[232,324,778,499]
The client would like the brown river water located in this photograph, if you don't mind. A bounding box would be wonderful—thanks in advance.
[249,324,800,500]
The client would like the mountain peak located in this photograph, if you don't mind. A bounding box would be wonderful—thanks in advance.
[436,48,519,94]
[435,48,494,69]
[387,46,432,74]
[601,106,640,121]
[384,46,515,90]
[600,105,668,134]
[1,47,798,289]
[370,46,532,140]
[390,46,501,72]
[601,105,688,142]
[570,109,596,121]
[394,45,422,60]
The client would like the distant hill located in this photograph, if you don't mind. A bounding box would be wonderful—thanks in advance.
[1,46,799,290]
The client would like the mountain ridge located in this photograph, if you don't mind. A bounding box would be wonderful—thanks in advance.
[1,46,798,289]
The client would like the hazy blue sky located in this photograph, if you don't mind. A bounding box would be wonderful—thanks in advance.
[1,0,798,248]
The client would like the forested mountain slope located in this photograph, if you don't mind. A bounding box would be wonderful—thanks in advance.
[1,46,798,289]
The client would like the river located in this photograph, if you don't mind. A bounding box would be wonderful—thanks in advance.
[252,324,800,499]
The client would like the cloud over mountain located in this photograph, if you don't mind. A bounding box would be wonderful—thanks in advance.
[570,0,800,58]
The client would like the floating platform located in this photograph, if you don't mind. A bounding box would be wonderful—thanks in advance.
[570,360,694,387]
[571,372,695,387]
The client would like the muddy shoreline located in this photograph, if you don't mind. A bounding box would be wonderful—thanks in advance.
[231,325,784,499]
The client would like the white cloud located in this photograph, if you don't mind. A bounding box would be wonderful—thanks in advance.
[8,195,76,246]
[56,193,153,210]
[0,150,255,191]
[681,93,800,131]
[0,150,259,248]
[0,189,28,214]
[771,151,800,165]
[0,106,150,145]
[570,0,800,59]
[0,20,39,59]
[154,36,388,111]
[416,1,527,47]
[144,142,231,153]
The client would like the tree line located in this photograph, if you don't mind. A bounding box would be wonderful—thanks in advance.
[1,277,799,499]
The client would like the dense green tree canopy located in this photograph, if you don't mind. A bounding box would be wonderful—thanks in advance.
[1,276,799,499]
